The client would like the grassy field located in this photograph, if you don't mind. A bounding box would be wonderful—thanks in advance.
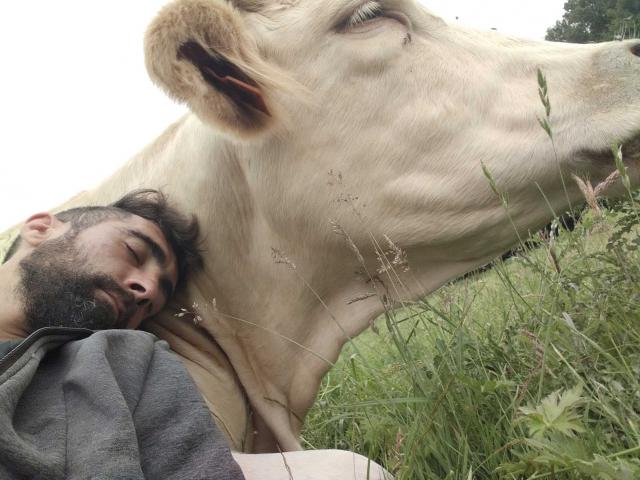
[302,194,640,479]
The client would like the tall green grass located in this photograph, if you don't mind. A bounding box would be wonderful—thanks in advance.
[302,196,640,479]
[303,67,639,479]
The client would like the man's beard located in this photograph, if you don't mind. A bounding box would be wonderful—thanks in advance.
[17,234,135,331]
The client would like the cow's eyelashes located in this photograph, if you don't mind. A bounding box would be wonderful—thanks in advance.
[341,1,383,30]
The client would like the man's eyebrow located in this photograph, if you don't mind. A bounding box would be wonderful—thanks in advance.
[126,228,176,299]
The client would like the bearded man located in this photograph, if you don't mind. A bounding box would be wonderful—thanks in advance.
[0,189,391,480]
[0,189,246,480]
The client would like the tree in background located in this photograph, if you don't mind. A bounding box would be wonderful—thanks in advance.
[546,0,640,43]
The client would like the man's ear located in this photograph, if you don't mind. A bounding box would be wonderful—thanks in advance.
[145,0,287,137]
[20,213,65,248]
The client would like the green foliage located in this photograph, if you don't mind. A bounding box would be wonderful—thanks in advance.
[607,197,640,253]
[546,0,640,43]
[518,385,586,440]
[303,195,640,479]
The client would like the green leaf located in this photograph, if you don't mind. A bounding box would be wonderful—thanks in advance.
[575,455,639,480]
[519,384,586,440]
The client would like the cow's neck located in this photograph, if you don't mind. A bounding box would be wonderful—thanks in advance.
[61,115,496,452]
[212,238,491,451]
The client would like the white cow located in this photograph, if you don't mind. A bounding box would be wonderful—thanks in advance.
[7,0,640,454]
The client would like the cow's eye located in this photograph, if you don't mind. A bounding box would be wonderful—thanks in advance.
[343,1,383,29]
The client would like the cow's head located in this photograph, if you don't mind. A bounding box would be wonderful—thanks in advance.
[146,0,640,268]
[144,0,640,451]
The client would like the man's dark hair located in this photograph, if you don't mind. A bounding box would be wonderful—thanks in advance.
[3,189,203,287]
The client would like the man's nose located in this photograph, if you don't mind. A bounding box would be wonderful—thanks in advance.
[125,276,159,308]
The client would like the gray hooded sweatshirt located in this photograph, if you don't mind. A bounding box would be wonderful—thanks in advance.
[0,327,245,480]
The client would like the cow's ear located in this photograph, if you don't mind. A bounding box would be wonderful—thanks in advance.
[145,0,279,136]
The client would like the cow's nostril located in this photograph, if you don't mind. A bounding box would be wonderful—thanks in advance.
[631,43,640,58]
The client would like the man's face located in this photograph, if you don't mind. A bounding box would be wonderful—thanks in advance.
[18,215,178,331]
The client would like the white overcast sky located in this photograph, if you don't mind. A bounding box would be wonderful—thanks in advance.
[0,1,566,230]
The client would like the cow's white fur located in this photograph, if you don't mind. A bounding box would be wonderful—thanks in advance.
[16,0,640,452]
